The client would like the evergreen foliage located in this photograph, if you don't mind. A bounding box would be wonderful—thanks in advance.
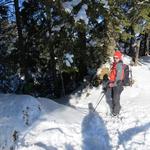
[0,0,149,98]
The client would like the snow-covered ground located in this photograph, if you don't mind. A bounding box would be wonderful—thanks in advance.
[1,56,150,150]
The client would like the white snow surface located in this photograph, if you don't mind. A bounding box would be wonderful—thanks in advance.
[64,53,74,67]
[74,4,89,25]
[63,1,89,25]
[63,0,81,13]
[1,56,150,150]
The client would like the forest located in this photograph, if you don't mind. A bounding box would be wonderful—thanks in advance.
[0,0,150,98]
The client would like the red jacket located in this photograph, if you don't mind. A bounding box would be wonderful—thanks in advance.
[109,62,117,82]
[109,61,124,83]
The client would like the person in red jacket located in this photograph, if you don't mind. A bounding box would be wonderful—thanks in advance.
[109,50,124,116]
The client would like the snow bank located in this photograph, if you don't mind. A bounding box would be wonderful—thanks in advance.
[0,94,41,150]
[17,98,111,150]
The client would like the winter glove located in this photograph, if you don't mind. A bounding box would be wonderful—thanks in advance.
[109,82,114,88]
[102,87,107,92]
[102,80,109,91]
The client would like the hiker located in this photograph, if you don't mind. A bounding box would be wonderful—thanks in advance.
[109,50,124,116]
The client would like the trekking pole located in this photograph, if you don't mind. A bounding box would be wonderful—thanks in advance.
[93,92,105,112]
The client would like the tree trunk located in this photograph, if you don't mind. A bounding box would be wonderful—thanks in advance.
[45,5,59,97]
[78,28,87,81]
[60,70,65,97]
[129,26,135,57]
[14,0,27,78]
[134,40,141,66]
[143,33,147,56]
[146,33,150,55]
[104,17,117,56]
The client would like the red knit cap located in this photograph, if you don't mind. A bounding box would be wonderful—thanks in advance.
[114,50,122,59]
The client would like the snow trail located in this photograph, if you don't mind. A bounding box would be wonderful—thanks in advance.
[1,56,150,150]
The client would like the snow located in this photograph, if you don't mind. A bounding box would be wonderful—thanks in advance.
[74,4,89,25]
[63,1,89,25]
[101,0,109,9]
[1,56,150,150]
[63,0,81,13]
[97,16,104,24]
[64,53,74,67]
[0,94,41,150]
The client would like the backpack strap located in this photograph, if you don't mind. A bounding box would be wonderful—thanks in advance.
[121,64,126,81]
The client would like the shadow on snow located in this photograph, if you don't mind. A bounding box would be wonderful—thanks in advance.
[81,103,111,150]
[118,122,150,149]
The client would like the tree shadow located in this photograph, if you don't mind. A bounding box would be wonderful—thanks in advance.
[65,143,74,150]
[35,142,74,150]
[55,81,95,105]
[35,142,57,150]
[81,103,111,150]
[138,56,150,69]
[140,56,150,63]
[118,122,150,149]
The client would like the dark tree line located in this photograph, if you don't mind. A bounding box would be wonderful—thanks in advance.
[0,0,150,98]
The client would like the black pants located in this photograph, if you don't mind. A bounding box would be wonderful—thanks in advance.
[111,82,123,115]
